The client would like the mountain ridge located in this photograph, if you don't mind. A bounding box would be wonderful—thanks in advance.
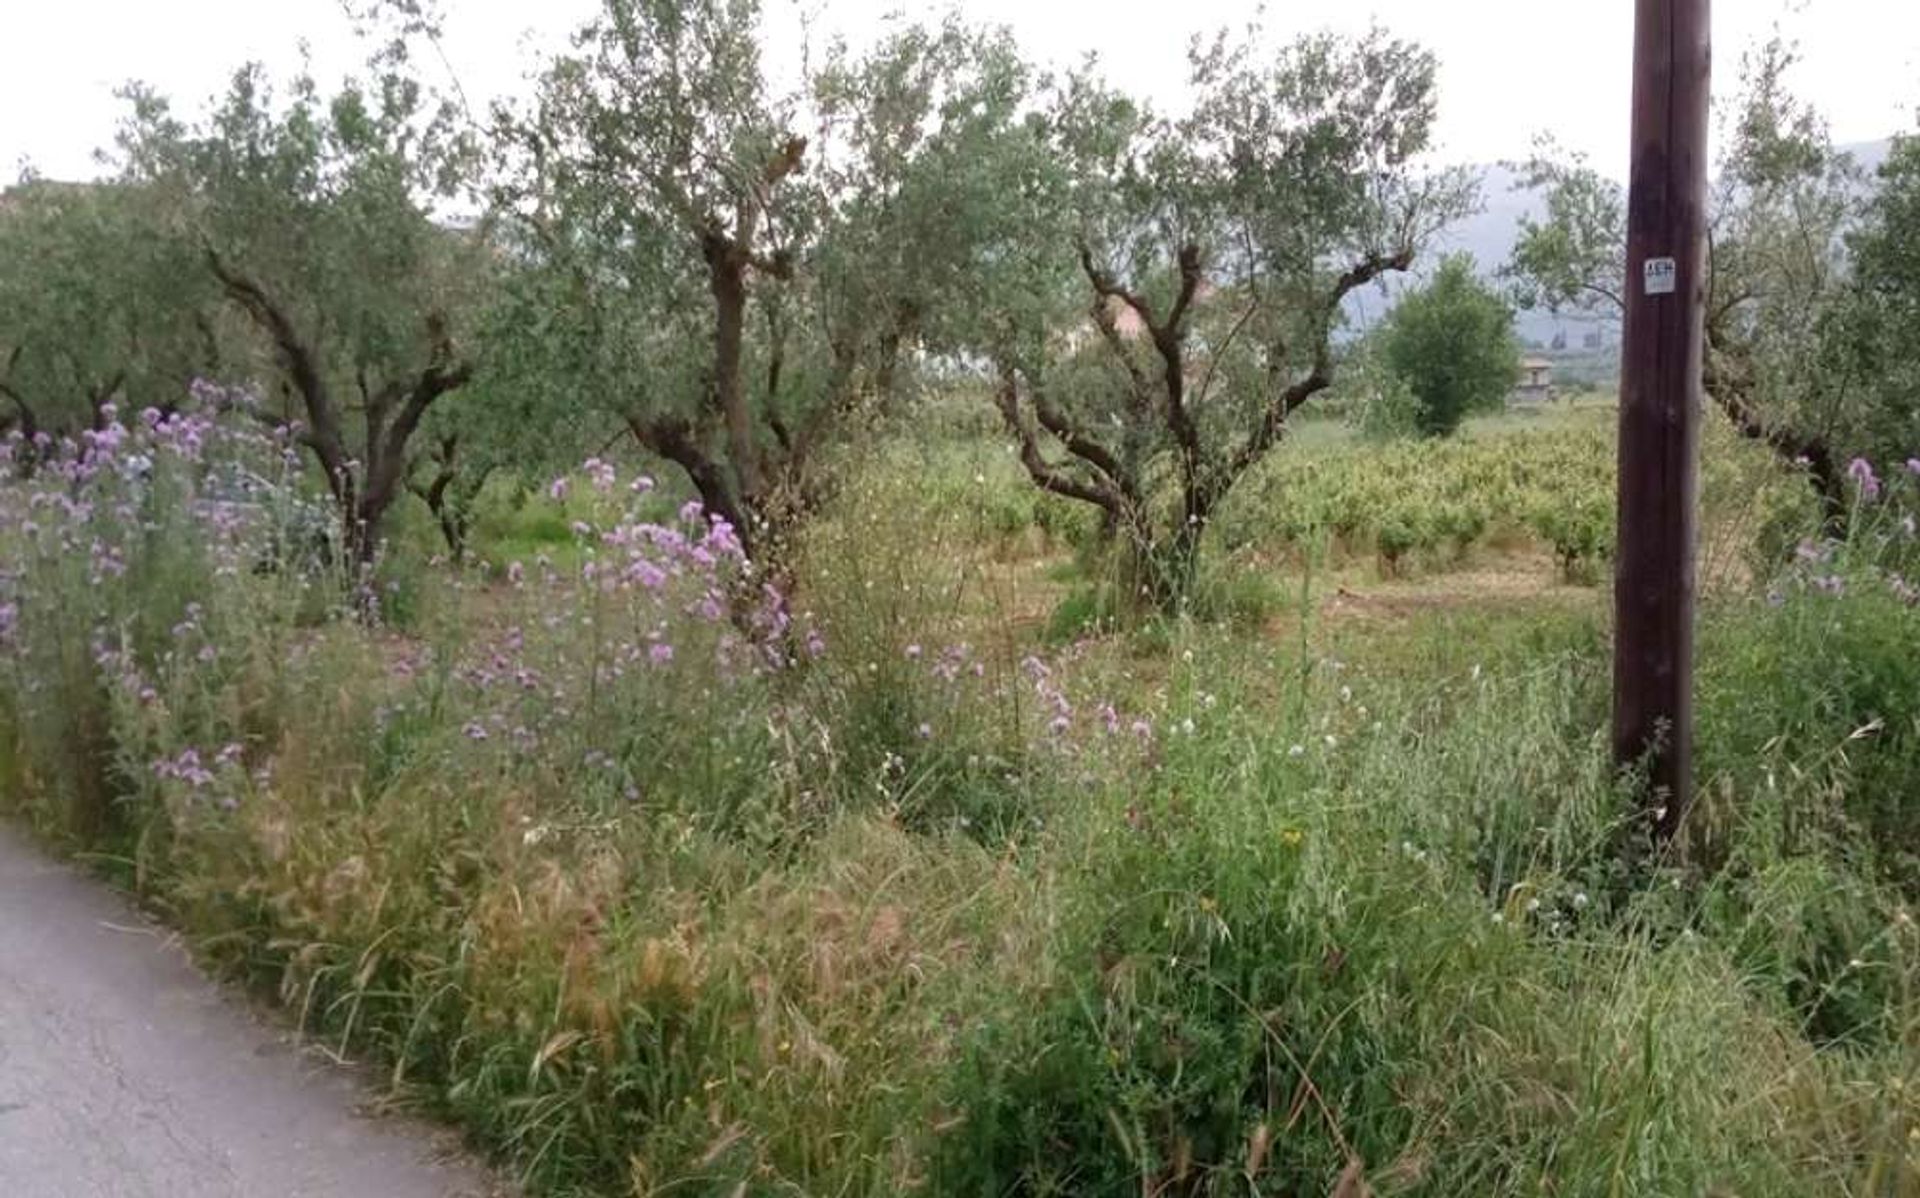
[1376,137,1898,345]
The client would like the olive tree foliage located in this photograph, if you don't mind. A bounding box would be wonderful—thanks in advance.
[114,41,488,565]
[491,0,823,563]
[1505,40,1867,530]
[1826,134,1920,462]
[985,28,1475,604]
[1380,254,1518,437]
[492,0,1041,565]
[0,177,220,446]
[808,21,1045,411]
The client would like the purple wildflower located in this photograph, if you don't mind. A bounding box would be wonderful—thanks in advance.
[627,559,668,589]
[703,519,742,559]
[1847,457,1881,501]
[153,749,214,788]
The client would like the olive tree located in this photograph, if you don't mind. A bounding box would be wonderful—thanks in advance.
[1825,134,1920,464]
[496,0,1044,566]
[986,28,1474,605]
[115,45,487,566]
[809,20,1045,414]
[493,0,821,563]
[1505,40,1867,531]
[0,177,220,444]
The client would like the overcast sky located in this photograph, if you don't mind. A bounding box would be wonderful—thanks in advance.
[5,0,1916,183]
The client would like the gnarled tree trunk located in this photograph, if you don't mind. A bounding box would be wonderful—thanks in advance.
[206,249,471,576]
[997,243,1414,614]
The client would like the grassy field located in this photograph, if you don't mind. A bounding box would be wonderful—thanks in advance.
[3,401,1918,1196]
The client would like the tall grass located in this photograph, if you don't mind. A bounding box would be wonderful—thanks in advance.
[1,400,1916,1195]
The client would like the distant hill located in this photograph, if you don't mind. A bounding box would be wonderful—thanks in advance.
[1849,137,1895,176]
[1345,138,1896,348]
[1340,160,1611,347]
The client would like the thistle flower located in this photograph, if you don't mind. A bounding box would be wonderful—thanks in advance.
[1847,457,1881,501]
[583,457,617,492]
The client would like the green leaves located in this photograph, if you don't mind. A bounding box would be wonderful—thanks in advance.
[1504,36,1918,495]
[1380,255,1518,439]
[95,32,492,561]
[977,21,1473,609]
[1830,135,1920,465]
[0,178,216,434]
[1504,144,1626,315]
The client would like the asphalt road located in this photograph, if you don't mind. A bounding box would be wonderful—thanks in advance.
[0,823,504,1198]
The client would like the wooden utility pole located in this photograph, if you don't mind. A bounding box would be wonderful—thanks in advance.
[1613,0,1710,841]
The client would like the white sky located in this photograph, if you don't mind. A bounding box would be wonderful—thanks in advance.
[4,0,1917,183]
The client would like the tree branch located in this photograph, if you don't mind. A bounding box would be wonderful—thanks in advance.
[1578,280,1626,311]
[0,376,36,440]
[994,367,1124,514]
[1090,295,1154,404]
[204,246,349,498]
[627,412,754,548]
[1079,244,1159,335]
[1193,301,1259,409]
[1703,321,1846,532]
[1162,243,1204,337]
[1155,244,1206,489]
[1030,389,1135,504]
[1081,242,1208,496]
[1218,248,1416,497]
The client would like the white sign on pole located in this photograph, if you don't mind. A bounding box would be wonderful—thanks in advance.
[1643,257,1677,295]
